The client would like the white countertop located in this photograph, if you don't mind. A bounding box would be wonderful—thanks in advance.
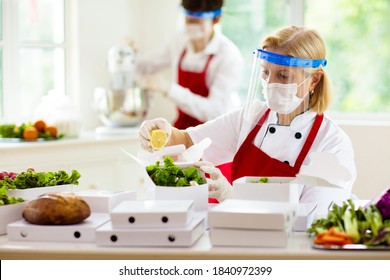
[1,231,389,260]
[0,128,139,150]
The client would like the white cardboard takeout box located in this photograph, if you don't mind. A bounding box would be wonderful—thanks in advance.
[144,164,208,212]
[75,189,137,213]
[110,200,195,228]
[296,152,354,190]
[7,213,110,242]
[209,227,290,248]
[0,202,28,235]
[232,176,303,203]
[232,152,354,204]
[292,202,318,232]
[96,214,205,247]
[208,199,297,231]
[123,138,212,212]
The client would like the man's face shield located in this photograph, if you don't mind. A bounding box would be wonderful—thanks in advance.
[243,49,327,122]
[180,8,222,42]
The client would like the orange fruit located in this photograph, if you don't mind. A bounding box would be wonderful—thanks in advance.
[33,120,47,132]
[149,129,168,150]
[23,127,39,140]
[45,125,58,138]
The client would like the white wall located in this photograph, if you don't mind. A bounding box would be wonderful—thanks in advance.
[340,122,390,199]
[73,0,390,200]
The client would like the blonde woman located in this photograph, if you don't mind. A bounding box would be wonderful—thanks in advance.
[139,26,357,208]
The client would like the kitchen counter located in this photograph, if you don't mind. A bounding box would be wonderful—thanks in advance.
[0,129,139,150]
[0,129,146,193]
[1,231,389,260]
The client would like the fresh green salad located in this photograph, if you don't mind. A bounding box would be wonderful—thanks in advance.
[0,169,81,206]
[308,199,390,246]
[0,169,81,189]
[146,156,206,187]
[0,186,24,206]
[250,177,268,183]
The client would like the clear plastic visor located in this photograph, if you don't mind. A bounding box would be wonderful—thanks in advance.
[181,8,222,19]
[243,49,326,123]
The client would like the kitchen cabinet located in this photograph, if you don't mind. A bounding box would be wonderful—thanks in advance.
[0,131,147,198]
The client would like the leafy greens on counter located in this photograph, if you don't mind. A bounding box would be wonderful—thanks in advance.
[308,199,390,246]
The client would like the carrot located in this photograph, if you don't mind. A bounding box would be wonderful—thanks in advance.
[332,230,351,239]
[313,226,354,246]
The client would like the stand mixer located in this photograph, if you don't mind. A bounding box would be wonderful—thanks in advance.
[94,44,149,130]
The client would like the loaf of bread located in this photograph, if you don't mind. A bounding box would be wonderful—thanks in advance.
[22,192,91,225]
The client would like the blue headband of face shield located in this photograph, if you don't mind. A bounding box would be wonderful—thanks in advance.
[181,8,222,19]
[257,49,327,68]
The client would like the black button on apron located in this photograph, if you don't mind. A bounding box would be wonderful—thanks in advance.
[295,132,302,139]
[269,127,276,133]
[284,161,290,165]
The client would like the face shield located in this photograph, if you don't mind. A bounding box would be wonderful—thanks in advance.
[180,8,222,43]
[243,49,327,123]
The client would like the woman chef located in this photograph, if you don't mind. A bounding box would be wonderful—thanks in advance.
[138,26,357,208]
[136,0,243,129]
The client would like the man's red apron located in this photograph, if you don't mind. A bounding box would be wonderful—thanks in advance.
[210,109,324,203]
[174,48,214,129]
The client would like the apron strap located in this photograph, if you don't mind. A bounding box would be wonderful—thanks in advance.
[246,108,271,140]
[178,48,187,70]
[294,113,324,168]
[203,54,214,73]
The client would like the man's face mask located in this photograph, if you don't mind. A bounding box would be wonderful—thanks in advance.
[185,18,213,41]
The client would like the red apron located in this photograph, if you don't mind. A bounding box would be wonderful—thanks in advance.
[174,48,214,129]
[210,109,324,203]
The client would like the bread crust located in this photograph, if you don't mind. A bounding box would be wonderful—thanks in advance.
[23,192,91,225]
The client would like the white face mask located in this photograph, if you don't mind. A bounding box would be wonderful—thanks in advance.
[185,20,213,41]
[185,23,204,40]
[261,78,309,114]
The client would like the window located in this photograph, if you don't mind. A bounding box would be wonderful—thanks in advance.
[222,0,390,117]
[222,0,287,102]
[305,0,390,113]
[0,0,67,122]
[0,0,3,116]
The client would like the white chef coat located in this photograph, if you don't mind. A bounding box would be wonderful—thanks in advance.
[135,27,244,122]
[187,101,357,209]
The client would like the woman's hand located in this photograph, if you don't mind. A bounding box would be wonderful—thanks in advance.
[194,161,233,202]
[138,118,172,152]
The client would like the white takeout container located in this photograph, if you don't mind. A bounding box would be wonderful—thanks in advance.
[75,189,137,213]
[232,176,303,203]
[7,213,110,242]
[0,202,28,235]
[96,214,205,247]
[144,163,208,212]
[231,152,354,204]
[292,203,318,232]
[7,184,74,200]
[110,200,195,228]
[123,138,212,212]
[209,227,290,248]
[208,199,297,230]
[296,152,354,190]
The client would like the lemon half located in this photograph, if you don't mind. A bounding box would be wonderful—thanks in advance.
[149,129,168,150]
